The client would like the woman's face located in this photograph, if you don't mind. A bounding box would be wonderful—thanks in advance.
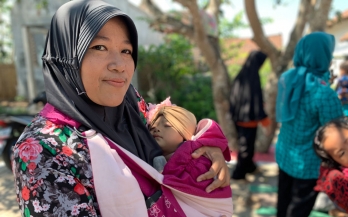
[81,17,134,107]
[322,125,348,168]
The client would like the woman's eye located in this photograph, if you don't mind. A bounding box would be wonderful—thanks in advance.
[91,45,106,51]
[122,49,132,55]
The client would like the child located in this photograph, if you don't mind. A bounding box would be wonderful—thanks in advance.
[336,61,348,116]
[313,117,348,213]
[146,97,233,215]
[148,98,197,162]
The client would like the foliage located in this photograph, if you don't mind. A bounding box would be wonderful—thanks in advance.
[259,59,272,88]
[0,0,13,63]
[172,74,217,121]
[219,11,248,38]
[0,0,48,63]
[137,34,216,121]
[137,34,198,101]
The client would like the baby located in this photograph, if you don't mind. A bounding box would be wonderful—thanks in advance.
[146,97,233,215]
[314,116,348,173]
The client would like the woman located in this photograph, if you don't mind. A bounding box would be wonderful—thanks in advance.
[229,50,270,180]
[12,1,230,216]
[275,32,343,217]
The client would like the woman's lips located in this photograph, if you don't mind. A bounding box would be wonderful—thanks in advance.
[104,79,125,87]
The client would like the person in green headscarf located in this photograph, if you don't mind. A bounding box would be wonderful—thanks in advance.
[275,32,343,217]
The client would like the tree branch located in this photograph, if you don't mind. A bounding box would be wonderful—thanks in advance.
[206,0,222,23]
[149,15,195,39]
[173,0,219,68]
[309,0,333,32]
[244,0,279,65]
[139,0,162,17]
[139,0,195,39]
[278,0,311,75]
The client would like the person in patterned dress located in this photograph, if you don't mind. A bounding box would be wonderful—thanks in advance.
[275,32,344,217]
[12,1,231,216]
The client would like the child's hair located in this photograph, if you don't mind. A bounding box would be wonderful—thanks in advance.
[313,117,348,169]
[147,97,197,141]
[340,61,348,75]
[150,106,197,141]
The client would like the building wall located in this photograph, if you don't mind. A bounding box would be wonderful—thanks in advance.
[326,20,348,46]
[326,20,348,78]
[11,0,163,99]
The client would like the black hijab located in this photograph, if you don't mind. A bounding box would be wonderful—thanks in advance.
[41,0,162,165]
[229,50,268,122]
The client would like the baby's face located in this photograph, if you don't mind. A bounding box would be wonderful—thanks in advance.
[322,126,348,168]
[149,116,184,156]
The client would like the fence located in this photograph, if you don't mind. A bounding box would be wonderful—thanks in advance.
[0,64,17,101]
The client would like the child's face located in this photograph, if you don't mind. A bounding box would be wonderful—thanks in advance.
[322,125,348,168]
[340,69,347,76]
[149,116,184,156]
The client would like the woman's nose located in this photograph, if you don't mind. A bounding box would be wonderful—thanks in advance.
[107,52,126,73]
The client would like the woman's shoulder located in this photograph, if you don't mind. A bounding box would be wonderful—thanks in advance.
[14,115,70,147]
[13,114,87,163]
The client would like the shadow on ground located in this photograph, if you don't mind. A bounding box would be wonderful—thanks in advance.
[0,159,20,217]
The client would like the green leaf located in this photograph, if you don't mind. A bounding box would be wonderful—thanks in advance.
[21,162,27,171]
[63,127,72,137]
[24,207,30,217]
[59,133,67,143]
[54,128,62,134]
[70,167,77,174]
[39,141,57,155]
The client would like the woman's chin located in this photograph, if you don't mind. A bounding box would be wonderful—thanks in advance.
[96,99,124,107]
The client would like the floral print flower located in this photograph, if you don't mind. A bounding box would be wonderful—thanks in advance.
[18,138,43,162]
[74,182,86,195]
[27,162,36,171]
[62,146,73,156]
[21,186,30,201]
[40,120,57,134]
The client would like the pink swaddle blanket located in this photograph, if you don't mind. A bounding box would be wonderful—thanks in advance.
[41,104,233,216]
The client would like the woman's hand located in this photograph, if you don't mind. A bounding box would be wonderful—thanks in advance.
[192,146,230,193]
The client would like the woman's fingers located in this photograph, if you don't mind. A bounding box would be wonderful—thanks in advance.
[193,146,230,192]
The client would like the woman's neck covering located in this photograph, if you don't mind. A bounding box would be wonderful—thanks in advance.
[150,106,197,141]
[276,32,335,123]
[229,50,268,122]
[41,0,161,165]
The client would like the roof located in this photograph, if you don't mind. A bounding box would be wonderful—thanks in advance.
[223,34,282,65]
[327,9,348,28]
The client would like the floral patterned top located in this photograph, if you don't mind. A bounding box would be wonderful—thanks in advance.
[12,89,149,217]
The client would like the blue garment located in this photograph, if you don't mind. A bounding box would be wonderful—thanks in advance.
[337,75,348,105]
[275,32,343,179]
[276,32,335,122]
[276,80,343,179]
